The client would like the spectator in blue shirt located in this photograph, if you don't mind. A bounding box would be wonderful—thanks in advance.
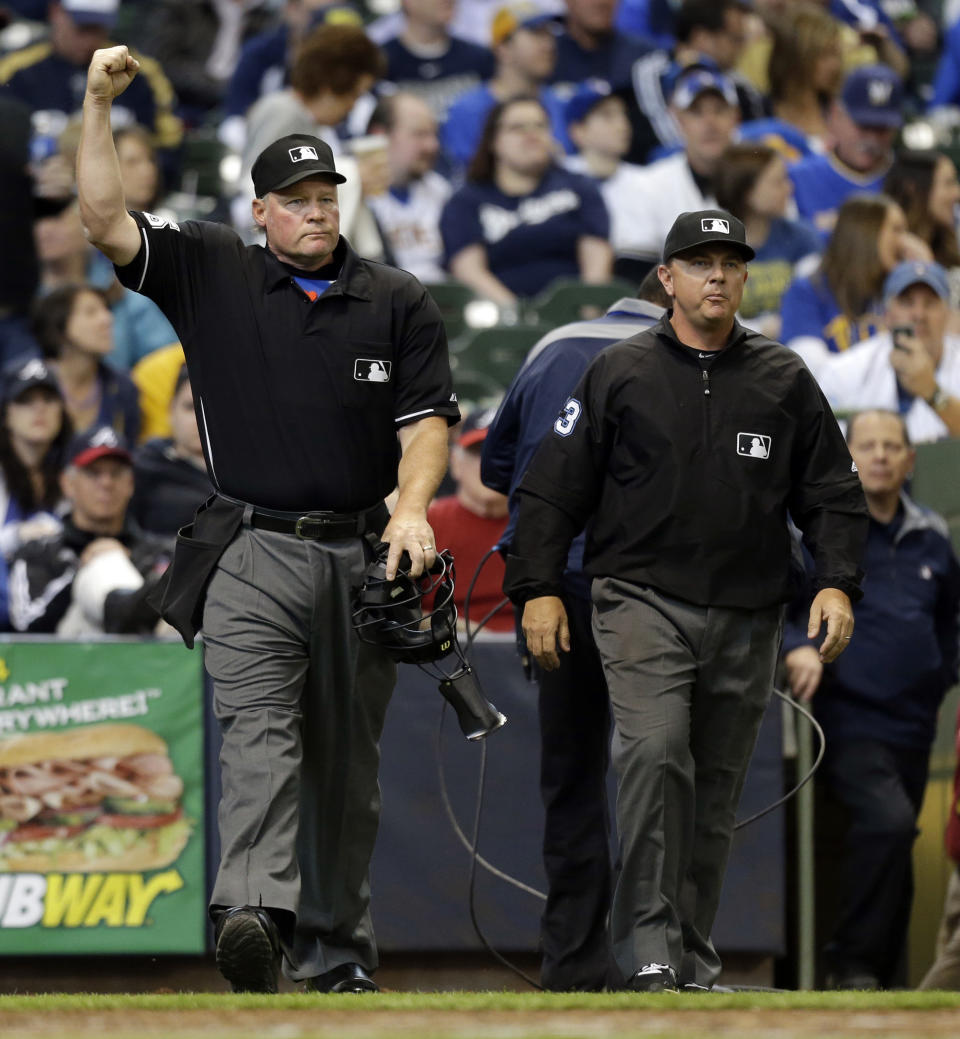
[790,64,904,234]
[380,0,495,123]
[782,408,960,990]
[549,0,655,96]
[439,95,612,307]
[441,3,568,171]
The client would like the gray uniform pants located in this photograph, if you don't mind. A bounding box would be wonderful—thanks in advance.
[591,578,782,988]
[202,524,395,981]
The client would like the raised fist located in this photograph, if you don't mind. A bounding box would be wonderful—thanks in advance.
[86,46,140,103]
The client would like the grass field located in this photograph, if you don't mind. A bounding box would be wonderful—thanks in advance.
[2,991,960,1039]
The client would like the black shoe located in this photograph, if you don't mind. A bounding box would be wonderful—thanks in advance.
[628,963,678,993]
[307,962,379,993]
[215,906,281,993]
[826,970,880,991]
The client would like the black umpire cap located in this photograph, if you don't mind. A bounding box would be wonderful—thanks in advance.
[662,209,755,263]
[252,134,347,198]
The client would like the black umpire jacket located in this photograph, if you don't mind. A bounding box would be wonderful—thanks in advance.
[504,313,869,610]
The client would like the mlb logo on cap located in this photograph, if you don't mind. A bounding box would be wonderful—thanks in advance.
[662,209,755,262]
[289,146,319,163]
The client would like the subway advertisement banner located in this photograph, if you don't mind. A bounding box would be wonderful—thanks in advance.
[0,640,206,954]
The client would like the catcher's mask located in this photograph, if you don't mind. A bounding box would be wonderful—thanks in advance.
[352,543,506,740]
[352,543,458,664]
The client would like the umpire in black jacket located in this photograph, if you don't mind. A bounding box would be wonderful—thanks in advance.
[504,209,868,993]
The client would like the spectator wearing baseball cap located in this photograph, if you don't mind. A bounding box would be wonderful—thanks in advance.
[441,2,568,171]
[589,64,740,274]
[623,0,764,166]
[562,80,655,283]
[0,1,183,159]
[817,259,960,443]
[427,406,513,634]
[0,360,72,572]
[790,65,905,234]
[7,423,172,637]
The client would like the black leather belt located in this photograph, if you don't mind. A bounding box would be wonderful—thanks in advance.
[245,502,386,540]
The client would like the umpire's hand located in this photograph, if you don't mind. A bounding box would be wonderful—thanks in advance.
[86,46,140,104]
[522,595,570,671]
[807,587,854,663]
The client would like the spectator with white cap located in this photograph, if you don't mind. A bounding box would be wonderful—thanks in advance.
[817,259,960,443]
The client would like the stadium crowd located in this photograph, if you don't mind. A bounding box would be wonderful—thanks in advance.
[1,0,960,992]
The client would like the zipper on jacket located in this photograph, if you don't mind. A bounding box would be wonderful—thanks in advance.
[702,370,711,396]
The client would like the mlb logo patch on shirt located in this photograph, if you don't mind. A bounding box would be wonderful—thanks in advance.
[354,359,392,383]
[737,432,771,459]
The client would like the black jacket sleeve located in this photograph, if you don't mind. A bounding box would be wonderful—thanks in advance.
[503,357,612,604]
[787,369,869,601]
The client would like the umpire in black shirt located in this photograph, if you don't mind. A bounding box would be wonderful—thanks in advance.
[77,47,459,994]
[505,209,868,992]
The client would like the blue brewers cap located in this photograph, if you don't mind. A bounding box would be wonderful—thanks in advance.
[841,64,903,129]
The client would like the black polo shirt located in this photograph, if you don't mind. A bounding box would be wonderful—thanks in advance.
[115,212,460,512]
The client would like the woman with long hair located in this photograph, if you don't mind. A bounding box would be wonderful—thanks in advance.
[439,95,612,308]
[779,193,931,377]
[884,150,960,275]
[739,3,845,161]
[713,142,822,337]
[31,284,140,444]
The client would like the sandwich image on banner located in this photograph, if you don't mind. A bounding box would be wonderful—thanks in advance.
[0,723,192,872]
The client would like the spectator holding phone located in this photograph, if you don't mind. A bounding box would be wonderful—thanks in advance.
[817,261,960,442]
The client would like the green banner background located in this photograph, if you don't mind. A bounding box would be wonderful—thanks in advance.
[0,639,206,955]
